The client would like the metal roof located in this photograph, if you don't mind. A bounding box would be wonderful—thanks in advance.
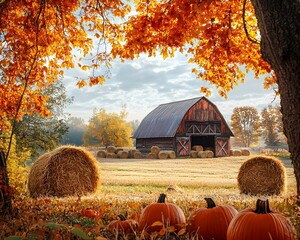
[133,97,203,138]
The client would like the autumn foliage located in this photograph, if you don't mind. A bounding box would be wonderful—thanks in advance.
[0,0,276,131]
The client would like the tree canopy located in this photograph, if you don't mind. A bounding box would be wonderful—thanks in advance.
[83,107,133,147]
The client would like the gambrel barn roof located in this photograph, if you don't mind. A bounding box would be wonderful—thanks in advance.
[133,96,234,139]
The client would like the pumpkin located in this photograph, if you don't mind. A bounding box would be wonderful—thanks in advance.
[138,193,186,234]
[81,209,99,219]
[227,198,297,240]
[107,214,138,234]
[187,198,238,240]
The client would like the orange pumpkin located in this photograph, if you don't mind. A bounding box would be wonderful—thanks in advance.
[138,193,186,234]
[187,198,238,240]
[81,208,99,219]
[227,198,297,240]
[107,214,138,234]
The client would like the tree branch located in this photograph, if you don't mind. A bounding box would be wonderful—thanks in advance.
[243,0,260,44]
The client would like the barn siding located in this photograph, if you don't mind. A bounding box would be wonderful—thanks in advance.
[136,138,174,154]
[177,98,231,137]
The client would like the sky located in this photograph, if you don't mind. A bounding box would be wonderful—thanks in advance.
[63,52,280,124]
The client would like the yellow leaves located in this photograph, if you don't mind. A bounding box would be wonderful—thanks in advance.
[77,80,87,88]
[89,76,105,86]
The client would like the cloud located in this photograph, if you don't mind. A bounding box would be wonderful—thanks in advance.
[63,53,279,124]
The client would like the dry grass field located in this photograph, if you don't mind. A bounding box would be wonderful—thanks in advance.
[2,152,300,239]
[97,154,296,200]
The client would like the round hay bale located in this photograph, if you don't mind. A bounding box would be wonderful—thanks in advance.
[147,152,158,159]
[238,156,286,196]
[106,152,117,158]
[151,146,160,154]
[158,151,168,159]
[129,149,138,158]
[167,150,176,159]
[117,150,129,159]
[232,150,242,156]
[28,146,100,198]
[96,150,107,158]
[192,145,203,151]
[205,150,214,158]
[116,147,124,153]
[190,150,198,158]
[241,149,250,156]
[133,151,143,159]
[198,151,208,158]
[107,146,117,154]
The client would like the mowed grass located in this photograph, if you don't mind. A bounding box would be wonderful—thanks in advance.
[97,154,296,199]
[94,153,300,236]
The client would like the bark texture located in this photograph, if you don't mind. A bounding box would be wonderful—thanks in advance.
[250,0,300,194]
[0,151,12,215]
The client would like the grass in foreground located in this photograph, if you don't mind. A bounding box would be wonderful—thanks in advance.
[1,154,299,239]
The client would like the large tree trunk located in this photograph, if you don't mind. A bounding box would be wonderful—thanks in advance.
[250,0,300,194]
[0,150,12,215]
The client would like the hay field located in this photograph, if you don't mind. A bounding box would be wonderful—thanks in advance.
[96,154,297,201]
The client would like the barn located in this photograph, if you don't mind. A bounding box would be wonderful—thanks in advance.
[133,96,234,157]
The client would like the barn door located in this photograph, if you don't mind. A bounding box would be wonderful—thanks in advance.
[215,137,229,157]
[176,137,191,157]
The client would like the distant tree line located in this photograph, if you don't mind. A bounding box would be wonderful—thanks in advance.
[230,105,286,148]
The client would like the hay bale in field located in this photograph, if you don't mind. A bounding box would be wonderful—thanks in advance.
[147,152,158,159]
[198,151,208,158]
[106,152,117,158]
[133,151,143,159]
[205,150,214,158]
[151,146,160,154]
[158,151,168,159]
[107,146,117,154]
[117,150,129,159]
[96,150,107,158]
[238,156,286,196]
[232,150,242,156]
[28,145,100,198]
[190,150,198,158]
[192,145,203,152]
[230,150,234,156]
[116,147,124,153]
[241,149,250,156]
[166,150,176,159]
[128,149,138,158]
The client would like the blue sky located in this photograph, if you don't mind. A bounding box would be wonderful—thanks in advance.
[63,52,279,124]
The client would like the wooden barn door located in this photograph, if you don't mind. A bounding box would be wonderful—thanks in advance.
[176,137,191,157]
[215,137,229,157]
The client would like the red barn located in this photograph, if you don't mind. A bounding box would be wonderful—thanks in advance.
[133,97,234,157]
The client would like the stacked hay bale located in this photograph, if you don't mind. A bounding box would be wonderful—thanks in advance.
[190,145,214,158]
[241,149,251,156]
[146,146,177,159]
[96,150,107,158]
[158,151,168,159]
[96,147,143,159]
[28,145,101,198]
[166,150,176,159]
[133,151,143,159]
[230,150,242,156]
[192,145,203,152]
[190,150,198,158]
[237,156,286,195]
[117,150,129,159]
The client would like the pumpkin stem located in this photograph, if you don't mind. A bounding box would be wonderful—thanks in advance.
[204,198,216,208]
[118,214,127,221]
[158,193,167,203]
[253,198,272,214]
